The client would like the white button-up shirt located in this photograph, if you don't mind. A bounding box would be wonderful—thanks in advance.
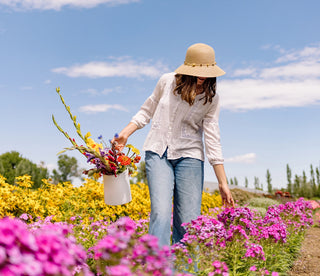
[131,72,224,166]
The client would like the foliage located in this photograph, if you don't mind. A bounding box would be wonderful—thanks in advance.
[244,177,249,188]
[245,197,280,216]
[52,154,81,184]
[246,197,280,209]
[0,151,48,189]
[230,188,262,206]
[286,164,292,194]
[287,163,320,199]
[266,169,272,194]
[52,87,141,177]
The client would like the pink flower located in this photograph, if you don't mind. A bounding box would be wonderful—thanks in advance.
[271,272,279,276]
[212,260,222,268]
[19,213,29,221]
[250,265,257,271]
[107,265,132,276]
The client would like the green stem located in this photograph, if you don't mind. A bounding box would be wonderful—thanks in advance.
[55,87,86,144]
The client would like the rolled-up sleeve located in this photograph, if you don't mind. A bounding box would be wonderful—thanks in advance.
[203,94,224,166]
[130,75,165,129]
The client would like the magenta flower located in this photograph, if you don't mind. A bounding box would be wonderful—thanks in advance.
[250,265,257,271]
[0,217,89,276]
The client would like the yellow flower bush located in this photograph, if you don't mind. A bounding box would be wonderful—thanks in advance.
[0,174,222,223]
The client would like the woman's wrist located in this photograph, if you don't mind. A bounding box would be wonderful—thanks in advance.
[120,122,138,139]
[219,181,228,187]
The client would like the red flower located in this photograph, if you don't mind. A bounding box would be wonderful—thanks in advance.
[133,156,141,163]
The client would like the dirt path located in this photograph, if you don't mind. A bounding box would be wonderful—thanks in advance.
[288,216,320,276]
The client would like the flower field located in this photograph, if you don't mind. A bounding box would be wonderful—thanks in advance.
[0,174,315,276]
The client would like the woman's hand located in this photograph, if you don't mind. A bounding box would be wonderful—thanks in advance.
[213,164,235,208]
[111,122,138,152]
[219,183,235,208]
[111,133,127,152]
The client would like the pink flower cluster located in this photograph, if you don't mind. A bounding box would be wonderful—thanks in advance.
[92,217,173,276]
[172,198,314,275]
[0,217,89,276]
[209,260,229,276]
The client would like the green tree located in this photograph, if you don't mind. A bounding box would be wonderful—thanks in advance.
[229,178,234,186]
[316,167,320,197]
[310,164,317,195]
[254,176,260,190]
[52,154,81,184]
[0,151,48,188]
[0,151,23,184]
[266,169,272,193]
[302,170,307,188]
[244,177,249,188]
[286,164,292,193]
[233,177,238,186]
[293,174,300,196]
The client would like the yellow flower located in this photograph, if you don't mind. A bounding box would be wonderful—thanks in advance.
[84,132,91,140]
[86,138,103,152]
[93,173,101,180]
[131,171,138,178]
[15,175,33,188]
[126,144,140,155]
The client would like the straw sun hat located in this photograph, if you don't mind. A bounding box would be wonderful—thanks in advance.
[175,43,225,78]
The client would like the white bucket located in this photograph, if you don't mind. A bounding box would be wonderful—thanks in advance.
[103,170,132,205]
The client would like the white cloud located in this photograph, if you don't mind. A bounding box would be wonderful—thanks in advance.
[79,104,128,114]
[231,68,258,78]
[220,78,320,111]
[259,61,320,79]
[221,43,320,111]
[52,59,169,79]
[0,0,139,11]
[225,153,256,164]
[82,86,121,95]
[275,44,320,63]
[44,79,51,84]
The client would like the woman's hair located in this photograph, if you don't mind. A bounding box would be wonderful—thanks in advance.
[173,74,216,106]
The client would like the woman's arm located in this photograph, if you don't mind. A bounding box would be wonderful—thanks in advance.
[213,164,235,207]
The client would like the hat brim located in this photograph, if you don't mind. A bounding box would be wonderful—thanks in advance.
[174,64,226,78]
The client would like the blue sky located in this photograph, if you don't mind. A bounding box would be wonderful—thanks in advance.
[0,0,320,190]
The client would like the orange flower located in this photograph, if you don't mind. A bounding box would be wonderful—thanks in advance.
[117,155,131,166]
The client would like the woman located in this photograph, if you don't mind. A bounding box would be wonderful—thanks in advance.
[112,43,234,246]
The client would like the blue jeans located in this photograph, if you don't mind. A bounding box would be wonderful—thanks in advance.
[145,150,204,247]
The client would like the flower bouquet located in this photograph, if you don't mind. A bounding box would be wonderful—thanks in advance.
[52,87,141,205]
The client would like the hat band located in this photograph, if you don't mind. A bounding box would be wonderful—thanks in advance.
[183,61,217,67]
